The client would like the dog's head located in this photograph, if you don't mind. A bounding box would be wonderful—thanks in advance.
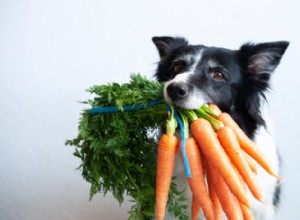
[153,36,289,128]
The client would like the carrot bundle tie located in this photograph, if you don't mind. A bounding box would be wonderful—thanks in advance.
[173,108,191,177]
[89,99,164,113]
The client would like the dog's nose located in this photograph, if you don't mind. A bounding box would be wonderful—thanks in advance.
[167,83,189,100]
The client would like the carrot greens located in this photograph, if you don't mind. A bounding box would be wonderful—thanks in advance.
[66,74,189,220]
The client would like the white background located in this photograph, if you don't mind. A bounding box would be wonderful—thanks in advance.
[1,0,300,219]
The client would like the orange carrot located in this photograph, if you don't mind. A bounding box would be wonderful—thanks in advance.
[217,126,263,202]
[191,118,251,207]
[218,113,279,177]
[207,174,223,220]
[206,160,243,220]
[208,103,222,116]
[179,137,215,220]
[242,150,258,175]
[240,202,255,220]
[191,195,201,220]
[202,153,223,220]
[156,134,178,220]
[238,172,256,220]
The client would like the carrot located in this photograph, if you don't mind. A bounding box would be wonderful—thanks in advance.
[191,195,201,220]
[218,112,279,178]
[179,137,215,220]
[217,126,263,202]
[155,134,178,220]
[207,173,223,220]
[238,172,256,220]
[191,118,251,207]
[209,187,223,220]
[242,150,258,175]
[240,202,255,220]
[202,152,223,220]
[206,160,243,220]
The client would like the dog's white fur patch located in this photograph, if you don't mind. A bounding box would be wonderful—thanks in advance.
[163,50,210,109]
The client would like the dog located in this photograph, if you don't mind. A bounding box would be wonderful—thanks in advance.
[152,36,289,220]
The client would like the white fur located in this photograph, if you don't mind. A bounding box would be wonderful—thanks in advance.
[165,103,280,220]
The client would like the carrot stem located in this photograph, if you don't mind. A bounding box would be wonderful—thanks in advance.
[179,111,189,138]
[185,109,198,122]
[166,105,177,136]
[196,108,224,130]
[201,104,220,117]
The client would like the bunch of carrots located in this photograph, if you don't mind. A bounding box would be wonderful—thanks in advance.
[155,104,281,220]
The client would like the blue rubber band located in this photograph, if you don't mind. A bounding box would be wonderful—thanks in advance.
[89,99,164,113]
[173,110,191,177]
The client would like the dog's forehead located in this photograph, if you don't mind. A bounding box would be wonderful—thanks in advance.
[200,47,237,66]
[175,45,235,66]
[174,45,204,63]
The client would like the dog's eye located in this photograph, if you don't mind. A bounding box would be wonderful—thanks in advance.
[211,71,224,80]
[174,64,184,73]
[173,61,186,74]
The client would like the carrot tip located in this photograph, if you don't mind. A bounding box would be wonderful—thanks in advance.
[260,200,278,211]
[272,173,284,181]
[275,177,285,187]
[257,197,264,203]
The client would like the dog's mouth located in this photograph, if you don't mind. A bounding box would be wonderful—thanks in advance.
[163,82,209,110]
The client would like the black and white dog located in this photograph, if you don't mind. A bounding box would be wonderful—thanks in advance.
[152,36,289,220]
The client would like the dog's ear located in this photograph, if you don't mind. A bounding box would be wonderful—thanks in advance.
[240,41,289,76]
[238,41,289,126]
[152,36,188,58]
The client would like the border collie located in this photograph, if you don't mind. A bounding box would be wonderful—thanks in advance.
[152,36,289,220]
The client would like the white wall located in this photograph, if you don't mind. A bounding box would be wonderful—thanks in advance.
[1,0,299,219]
